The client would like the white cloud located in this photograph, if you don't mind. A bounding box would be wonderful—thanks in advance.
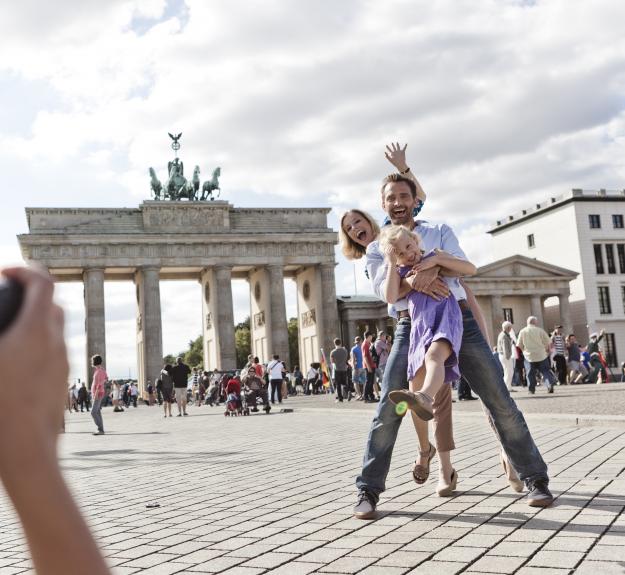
[2,0,625,378]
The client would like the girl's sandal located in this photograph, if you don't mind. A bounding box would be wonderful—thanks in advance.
[388,390,435,421]
[412,442,436,484]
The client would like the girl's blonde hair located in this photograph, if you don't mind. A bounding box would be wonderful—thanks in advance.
[339,210,381,260]
[378,224,423,258]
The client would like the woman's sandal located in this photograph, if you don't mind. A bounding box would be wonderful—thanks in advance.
[412,442,436,485]
[436,468,458,497]
[500,449,524,493]
[388,390,434,421]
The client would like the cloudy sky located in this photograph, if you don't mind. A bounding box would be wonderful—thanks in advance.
[2,0,625,379]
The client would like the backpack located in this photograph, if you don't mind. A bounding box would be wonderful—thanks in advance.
[370,344,380,368]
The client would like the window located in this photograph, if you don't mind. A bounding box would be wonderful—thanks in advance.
[618,244,625,274]
[613,215,624,229]
[594,244,604,274]
[503,308,514,324]
[589,214,601,228]
[527,234,535,248]
[606,244,616,274]
[622,285,625,313]
[604,333,617,368]
[598,286,612,314]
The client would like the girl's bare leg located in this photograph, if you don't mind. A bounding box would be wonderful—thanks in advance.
[420,340,452,402]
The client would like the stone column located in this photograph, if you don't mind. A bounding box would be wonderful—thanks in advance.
[83,268,106,385]
[345,319,359,348]
[135,267,163,396]
[491,294,503,339]
[267,264,289,367]
[530,294,544,328]
[319,262,339,357]
[558,288,573,334]
[215,266,236,370]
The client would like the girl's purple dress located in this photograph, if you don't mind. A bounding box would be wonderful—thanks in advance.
[399,251,463,384]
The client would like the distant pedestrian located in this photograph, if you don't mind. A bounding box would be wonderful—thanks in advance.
[130,382,138,407]
[330,338,349,402]
[374,331,390,389]
[550,326,567,385]
[350,336,364,399]
[497,321,515,391]
[147,380,156,405]
[586,330,606,383]
[361,331,377,403]
[517,316,557,394]
[171,357,191,416]
[566,334,585,384]
[77,382,89,412]
[158,364,174,417]
[90,355,107,435]
[267,354,285,404]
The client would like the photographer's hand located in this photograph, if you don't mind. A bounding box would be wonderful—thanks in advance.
[0,265,110,575]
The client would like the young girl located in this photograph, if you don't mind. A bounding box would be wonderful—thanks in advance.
[379,224,476,422]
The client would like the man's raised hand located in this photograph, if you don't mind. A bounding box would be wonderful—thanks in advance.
[384,142,409,173]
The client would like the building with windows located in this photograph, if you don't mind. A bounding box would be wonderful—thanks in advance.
[488,188,625,368]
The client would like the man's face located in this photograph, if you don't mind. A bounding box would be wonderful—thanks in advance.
[381,181,418,226]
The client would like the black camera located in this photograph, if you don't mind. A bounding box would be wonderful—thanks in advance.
[0,279,24,335]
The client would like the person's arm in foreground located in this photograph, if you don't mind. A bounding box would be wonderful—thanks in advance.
[384,142,426,203]
[0,266,110,575]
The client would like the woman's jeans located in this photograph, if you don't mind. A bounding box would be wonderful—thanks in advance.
[356,310,548,497]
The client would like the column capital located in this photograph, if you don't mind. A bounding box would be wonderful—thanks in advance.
[83,266,105,275]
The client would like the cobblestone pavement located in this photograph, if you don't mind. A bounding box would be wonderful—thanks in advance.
[1,394,625,575]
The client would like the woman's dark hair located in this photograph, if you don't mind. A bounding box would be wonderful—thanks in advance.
[91,354,102,366]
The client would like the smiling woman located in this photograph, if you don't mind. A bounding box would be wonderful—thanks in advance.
[339,209,380,260]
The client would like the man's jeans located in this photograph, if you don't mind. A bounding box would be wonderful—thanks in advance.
[356,310,548,497]
[527,358,556,392]
[91,397,104,433]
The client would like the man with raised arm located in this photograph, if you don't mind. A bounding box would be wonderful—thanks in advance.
[353,153,553,519]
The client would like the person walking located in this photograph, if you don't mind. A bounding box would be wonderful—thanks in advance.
[147,380,155,405]
[551,325,568,385]
[566,334,586,384]
[497,321,516,392]
[267,354,285,404]
[374,331,390,391]
[171,356,191,416]
[330,338,349,402]
[90,355,107,436]
[361,331,377,403]
[77,382,89,412]
[517,316,557,394]
[586,330,606,383]
[158,364,174,417]
[129,382,138,407]
[350,336,365,400]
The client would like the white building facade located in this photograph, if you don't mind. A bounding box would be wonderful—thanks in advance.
[489,189,625,369]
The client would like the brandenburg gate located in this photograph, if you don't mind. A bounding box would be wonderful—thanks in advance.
[17,136,339,388]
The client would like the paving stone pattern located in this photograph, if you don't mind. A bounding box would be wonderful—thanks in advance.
[1,397,624,574]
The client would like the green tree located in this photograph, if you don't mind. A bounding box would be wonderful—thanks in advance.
[235,316,251,368]
[288,317,299,369]
[163,353,176,366]
[183,335,204,369]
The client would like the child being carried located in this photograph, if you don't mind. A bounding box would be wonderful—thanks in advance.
[379,224,476,421]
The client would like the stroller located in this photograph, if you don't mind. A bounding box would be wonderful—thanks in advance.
[224,376,245,417]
